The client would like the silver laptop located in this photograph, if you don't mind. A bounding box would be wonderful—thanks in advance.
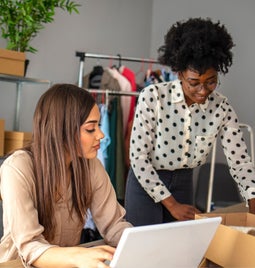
[109,217,221,268]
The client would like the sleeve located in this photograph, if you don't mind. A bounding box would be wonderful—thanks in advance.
[129,85,171,202]
[0,155,56,266]
[89,158,132,247]
[219,101,255,202]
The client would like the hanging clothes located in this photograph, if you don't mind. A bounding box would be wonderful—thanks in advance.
[105,97,118,190]
[97,103,111,167]
[83,65,104,89]
[82,63,147,201]
[102,67,132,136]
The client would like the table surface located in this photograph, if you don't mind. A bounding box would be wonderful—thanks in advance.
[0,203,248,267]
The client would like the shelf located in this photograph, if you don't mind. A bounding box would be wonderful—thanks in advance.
[0,73,50,85]
[0,74,51,130]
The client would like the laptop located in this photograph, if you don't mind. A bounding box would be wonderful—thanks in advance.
[109,217,221,268]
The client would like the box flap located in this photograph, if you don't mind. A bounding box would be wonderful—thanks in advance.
[199,212,255,227]
[197,212,255,267]
[205,224,255,267]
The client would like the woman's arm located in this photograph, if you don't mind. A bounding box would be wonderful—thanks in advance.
[219,103,255,204]
[32,245,115,268]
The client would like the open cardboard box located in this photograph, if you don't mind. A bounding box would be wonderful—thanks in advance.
[197,212,255,267]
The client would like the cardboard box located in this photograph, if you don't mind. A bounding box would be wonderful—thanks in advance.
[0,48,26,76]
[4,131,32,154]
[0,119,4,156]
[197,212,255,267]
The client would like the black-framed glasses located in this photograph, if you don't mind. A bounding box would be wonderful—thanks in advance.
[181,73,220,92]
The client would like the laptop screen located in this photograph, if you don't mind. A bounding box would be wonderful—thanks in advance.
[109,217,221,268]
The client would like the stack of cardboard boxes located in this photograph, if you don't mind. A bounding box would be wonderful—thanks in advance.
[0,119,32,157]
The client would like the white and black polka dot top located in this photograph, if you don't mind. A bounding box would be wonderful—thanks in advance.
[130,79,255,203]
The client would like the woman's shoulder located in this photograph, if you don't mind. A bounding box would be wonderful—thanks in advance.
[1,150,33,173]
[88,158,110,185]
[88,157,105,173]
[210,91,230,106]
[3,149,31,163]
[0,150,35,199]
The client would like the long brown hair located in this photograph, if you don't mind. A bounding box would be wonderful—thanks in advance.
[26,84,96,240]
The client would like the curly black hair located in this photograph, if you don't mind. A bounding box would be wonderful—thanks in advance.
[158,17,235,75]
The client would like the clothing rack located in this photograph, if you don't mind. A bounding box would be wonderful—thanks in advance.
[86,88,140,108]
[86,88,139,96]
[75,51,159,87]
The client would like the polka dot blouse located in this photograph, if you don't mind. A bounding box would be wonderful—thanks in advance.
[130,79,255,203]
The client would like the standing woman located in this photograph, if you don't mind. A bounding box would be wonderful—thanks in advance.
[125,17,255,226]
[0,84,132,267]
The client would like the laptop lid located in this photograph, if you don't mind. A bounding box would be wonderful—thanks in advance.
[110,217,221,268]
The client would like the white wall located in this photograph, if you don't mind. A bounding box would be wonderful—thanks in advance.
[0,0,153,131]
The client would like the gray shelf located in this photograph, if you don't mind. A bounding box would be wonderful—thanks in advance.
[0,74,51,130]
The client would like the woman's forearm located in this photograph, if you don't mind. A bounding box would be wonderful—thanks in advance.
[32,245,115,268]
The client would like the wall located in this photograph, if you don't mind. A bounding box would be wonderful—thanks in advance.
[0,0,153,131]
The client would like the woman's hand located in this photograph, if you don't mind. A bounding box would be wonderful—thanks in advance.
[162,195,201,221]
[32,244,116,268]
[74,245,116,268]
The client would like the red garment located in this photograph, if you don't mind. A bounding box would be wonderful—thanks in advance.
[119,66,137,124]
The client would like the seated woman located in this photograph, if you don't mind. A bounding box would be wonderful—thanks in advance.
[0,84,132,268]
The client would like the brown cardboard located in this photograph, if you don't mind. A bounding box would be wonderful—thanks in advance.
[0,119,4,156]
[4,131,32,154]
[199,258,221,267]
[0,48,25,76]
[197,212,255,267]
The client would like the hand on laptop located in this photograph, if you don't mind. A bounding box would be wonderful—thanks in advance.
[162,195,201,221]
[78,245,115,268]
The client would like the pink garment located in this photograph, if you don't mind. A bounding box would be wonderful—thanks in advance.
[105,67,132,136]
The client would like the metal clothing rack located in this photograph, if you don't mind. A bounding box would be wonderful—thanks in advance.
[75,51,159,87]
[87,88,139,96]
[86,88,140,108]
[206,123,255,212]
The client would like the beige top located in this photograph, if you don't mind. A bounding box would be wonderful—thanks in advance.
[0,150,132,267]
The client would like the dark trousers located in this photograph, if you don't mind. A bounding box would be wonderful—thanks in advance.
[125,168,193,226]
